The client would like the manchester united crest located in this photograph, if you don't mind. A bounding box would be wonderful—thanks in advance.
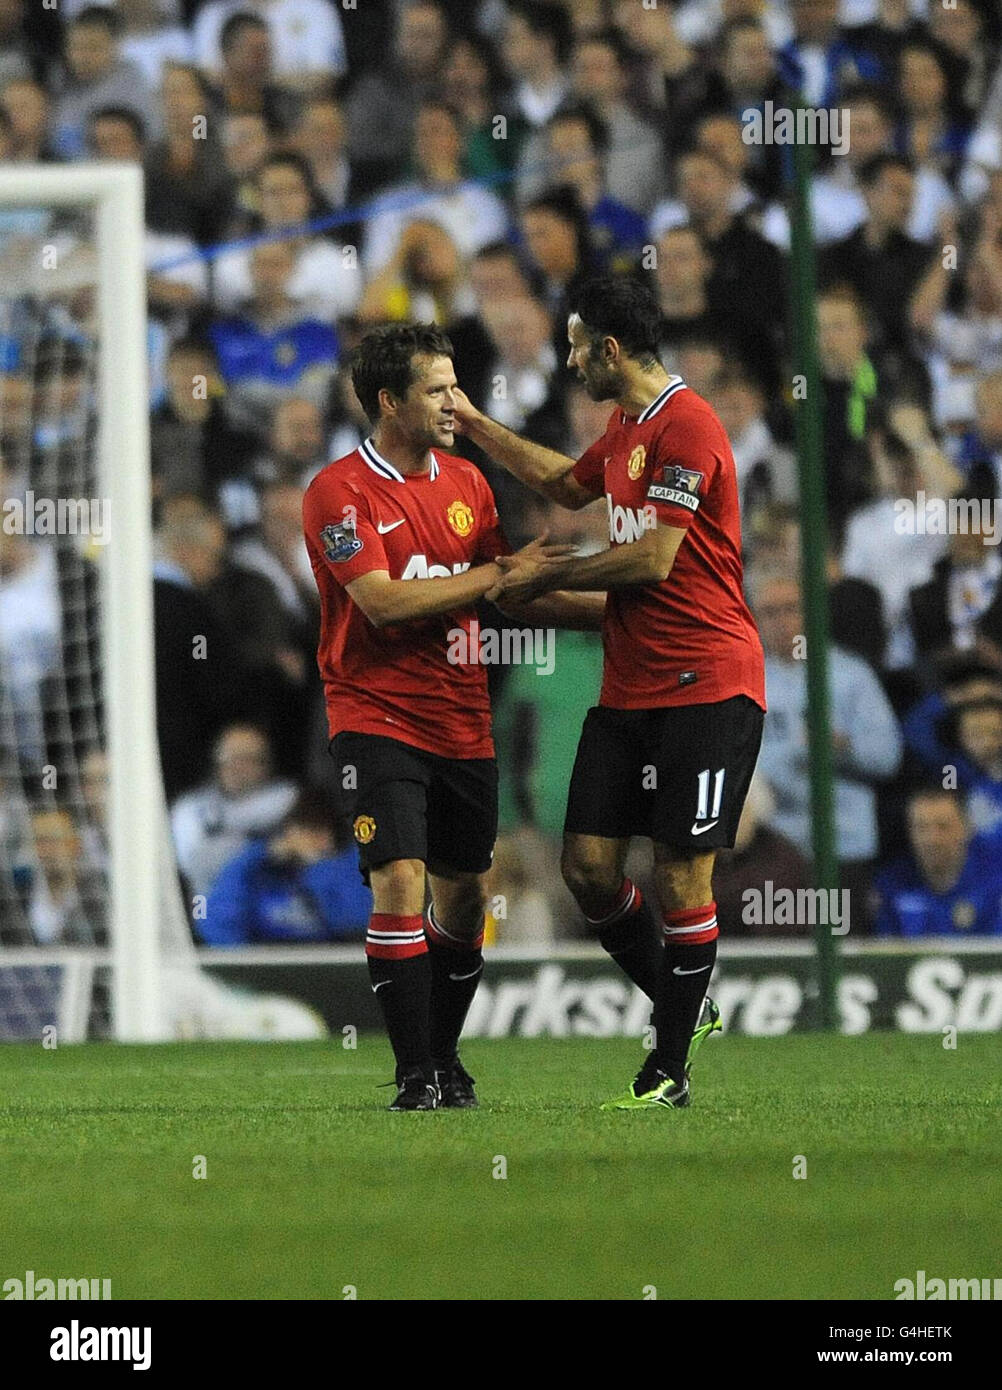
[353,814,376,845]
[447,500,475,536]
[627,445,647,480]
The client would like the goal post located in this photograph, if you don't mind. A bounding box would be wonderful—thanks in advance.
[0,164,163,1040]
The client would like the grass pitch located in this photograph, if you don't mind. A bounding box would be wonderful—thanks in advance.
[2,1032,1000,1301]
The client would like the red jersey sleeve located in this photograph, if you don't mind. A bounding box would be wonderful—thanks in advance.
[644,412,722,530]
[303,471,388,585]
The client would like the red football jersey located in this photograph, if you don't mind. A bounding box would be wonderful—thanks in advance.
[572,376,766,711]
[303,438,507,758]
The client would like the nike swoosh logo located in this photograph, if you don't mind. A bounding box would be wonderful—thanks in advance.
[690,820,719,835]
[377,518,405,534]
[673,963,712,976]
[371,980,391,992]
[448,967,482,982]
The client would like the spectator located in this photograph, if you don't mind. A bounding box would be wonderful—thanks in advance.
[840,404,959,670]
[896,40,970,184]
[209,239,340,436]
[358,220,475,329]
[344,0,448,194]
[152,496,252,801]
[907,508,1002,668]
[362,101,509,276]
[24,806,102,944]
[533,106,648,268]
[752,568,902,919]
[925,0,992,124]
[476,294,564,446]
[710,368,797,526]
[536,27,663,214]
[519,186,594,320]
[212,151,361,322]
[253,396,328,490]
[171,722,297,897]
[763,85,956,250]
[116,0,193,89]
[712,775,813,937]
[441,34,512,182]
[500,1,571,133]
[816,286,880,531]
[193,0,346,93]
[777,0,883,109]
[873,786,1002,937]
[848,0,927,78]
[958,368,1002,496]
[903,661,1002,837]
[145,62,230,247]
[197,787,371,944]
[290,96,352,216]
[150,336,259,507]
[670,148,787,373]
[51,5,157,160]
[819,154,933,361]
[0,77,53,162]
[218,110,273,238]
[0,0,33,87]
[911,205,1002,435]
[208,11,298,135]
[0,525,60,776]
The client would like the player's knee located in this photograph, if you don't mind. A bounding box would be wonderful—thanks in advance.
[370,858,425,914]
[560,846,620,906]
[436,881,489,938]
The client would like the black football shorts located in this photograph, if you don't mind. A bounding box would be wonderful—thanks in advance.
[330,731,498,880]
[563,695,764,852]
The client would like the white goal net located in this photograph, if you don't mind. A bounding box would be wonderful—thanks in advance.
[0,165,323,1043]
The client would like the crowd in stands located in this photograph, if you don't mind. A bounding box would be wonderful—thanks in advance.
[2,0,1002,944]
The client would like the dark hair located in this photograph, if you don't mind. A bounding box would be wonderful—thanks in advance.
[906,782,968,815]
[859,152,914,187]
[285,786,337,835]
[842,82,895,124]
[549,102,609,156]
[569,274,664,362]
[88,105,145,146]
[351,323,454,422]
[508,1,573,64]
[522,184,593,271]
[255,151,326,220]
[220,11,268,55]
[572,25,632,69]
[72,5,120,34]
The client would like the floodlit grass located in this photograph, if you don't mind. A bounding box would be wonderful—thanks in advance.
[2,1033,1000,1300]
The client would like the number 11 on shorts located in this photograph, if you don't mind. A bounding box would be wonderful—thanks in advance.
[695,767,725,824]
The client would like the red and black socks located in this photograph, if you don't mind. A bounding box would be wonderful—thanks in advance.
[652,902,719,1084]
[366,913,434,1082]
[587,878,662,1000]
[425,905,484,1067]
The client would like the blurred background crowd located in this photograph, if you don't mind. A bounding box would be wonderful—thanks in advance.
[2,0,1002,948]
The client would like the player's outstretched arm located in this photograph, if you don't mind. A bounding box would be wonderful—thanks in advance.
[451,389,595,510]
[490,523,687,604]
[346,538,575,628]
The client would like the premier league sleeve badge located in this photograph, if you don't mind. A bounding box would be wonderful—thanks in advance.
[320,516,364,563]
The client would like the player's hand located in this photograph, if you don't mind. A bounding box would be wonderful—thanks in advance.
[450,388,483,436]
[486,536,575,603]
